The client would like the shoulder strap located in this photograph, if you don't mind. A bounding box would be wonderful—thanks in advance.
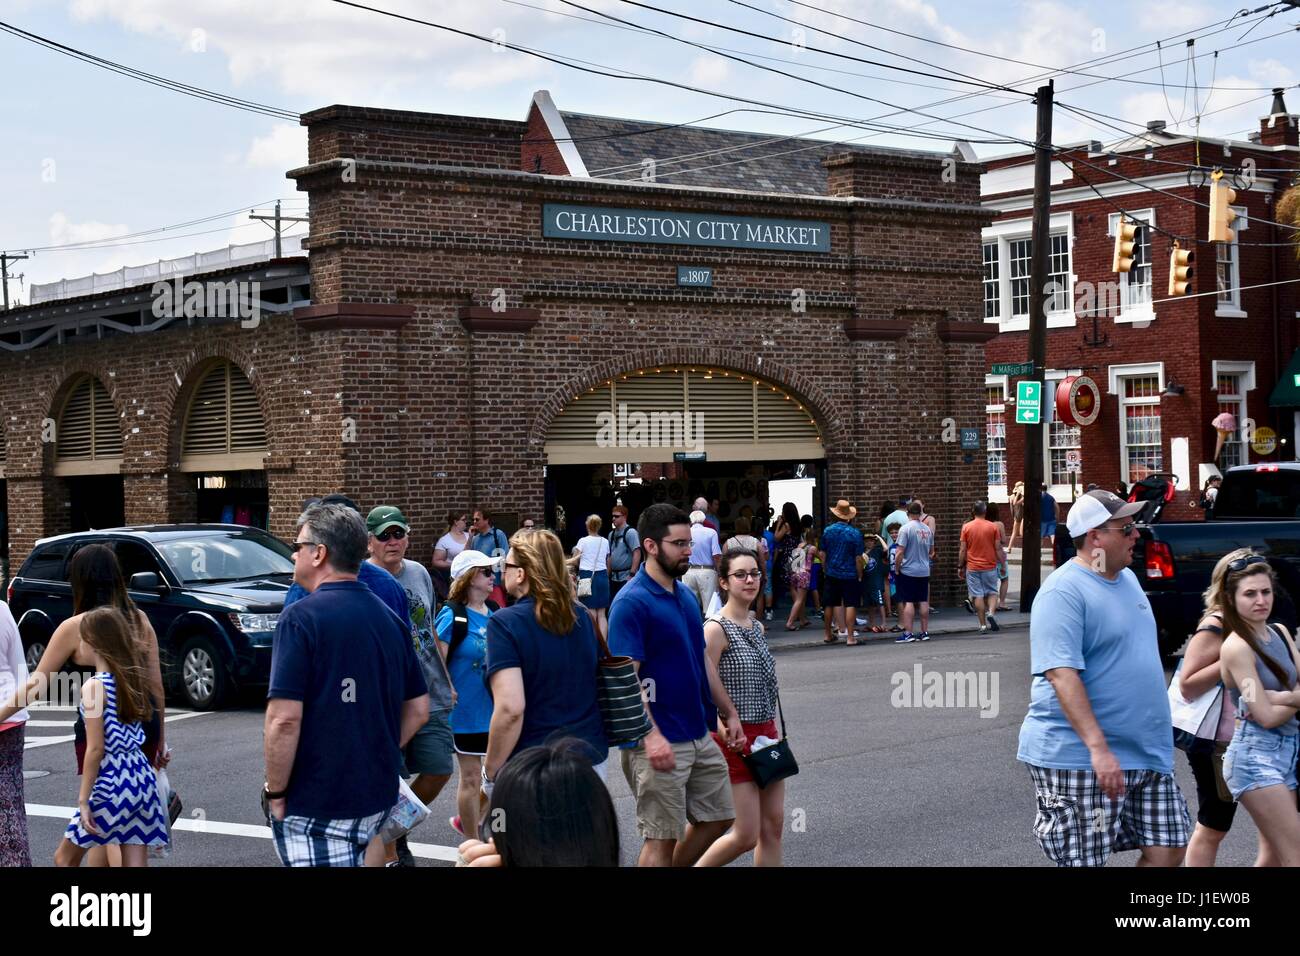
[446,602,470,662]
[1271,623,1299,684]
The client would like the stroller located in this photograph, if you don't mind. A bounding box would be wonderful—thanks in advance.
[1127,473,1177,524]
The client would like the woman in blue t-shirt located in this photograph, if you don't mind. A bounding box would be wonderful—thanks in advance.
[436,550,498,838]
[483,530,608,796]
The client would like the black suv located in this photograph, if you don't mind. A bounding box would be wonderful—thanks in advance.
[7,525,294,710]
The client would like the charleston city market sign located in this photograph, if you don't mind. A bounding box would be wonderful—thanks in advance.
[543,204,832,253]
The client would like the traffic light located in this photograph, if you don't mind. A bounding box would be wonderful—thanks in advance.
[1113,216,1137,273]
[1168,243,1193,296]
[1209,178,1238,243]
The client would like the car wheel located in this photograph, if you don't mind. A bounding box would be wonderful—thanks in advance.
[179,635,227,711]
[24,639,46,672]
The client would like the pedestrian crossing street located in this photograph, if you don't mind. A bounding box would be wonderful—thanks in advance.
[21,702,212,750]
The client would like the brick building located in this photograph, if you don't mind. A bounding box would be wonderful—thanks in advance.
[981,92,1300,522]
[0,91,998,603]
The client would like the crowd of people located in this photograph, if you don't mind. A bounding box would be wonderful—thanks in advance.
[1,482,1298,870]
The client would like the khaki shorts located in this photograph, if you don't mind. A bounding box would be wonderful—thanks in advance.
[621,734,735,841]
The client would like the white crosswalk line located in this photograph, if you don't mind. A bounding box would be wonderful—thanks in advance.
[22,709,214,749]
[23,804,461,862]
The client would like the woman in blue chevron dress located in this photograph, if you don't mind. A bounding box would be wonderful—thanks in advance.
[55,608,167,866]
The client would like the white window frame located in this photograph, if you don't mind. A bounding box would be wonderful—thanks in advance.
[981,212,1075,332]
[1215,206,1248,318]
[1111,362,1166,484]
[1106,208,1157,324]
[1043,368,1083,498]
[1211,360,1256,468]
[985,374,1009,500]
[982,241,1001,321]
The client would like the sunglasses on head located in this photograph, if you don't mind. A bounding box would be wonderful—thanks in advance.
[375,528,407,541]
[1228,554,1268,574]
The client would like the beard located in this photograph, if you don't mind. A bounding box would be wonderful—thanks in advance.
[653,549,689,579]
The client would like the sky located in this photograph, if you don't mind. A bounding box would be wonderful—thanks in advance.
[0,0,1296,299]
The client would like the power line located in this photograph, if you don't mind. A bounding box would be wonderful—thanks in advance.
[0,21,300,121]
[760,0,1290,92]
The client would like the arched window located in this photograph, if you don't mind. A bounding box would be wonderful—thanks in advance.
[180,360,268,471]
[54,375,122,475]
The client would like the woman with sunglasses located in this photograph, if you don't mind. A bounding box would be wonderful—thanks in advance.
[696,548,785,867]
[1217,552,1300,865]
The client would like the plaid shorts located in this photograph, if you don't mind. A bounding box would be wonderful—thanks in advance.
[271,811,388,867]
[1027,764,1191,867]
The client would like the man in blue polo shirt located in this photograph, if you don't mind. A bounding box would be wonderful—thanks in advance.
[609,503,742,867]
[264,501,429,867]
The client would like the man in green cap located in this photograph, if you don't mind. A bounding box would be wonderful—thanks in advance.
[366,504,455,866]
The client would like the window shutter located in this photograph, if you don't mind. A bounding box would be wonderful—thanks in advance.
[181,361,267,469]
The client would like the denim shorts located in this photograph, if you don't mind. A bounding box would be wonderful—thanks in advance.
[1222,720,1300,800]
[966,568,1000,598]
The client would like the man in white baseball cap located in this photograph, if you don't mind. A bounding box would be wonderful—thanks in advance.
[1016,489,1191,868]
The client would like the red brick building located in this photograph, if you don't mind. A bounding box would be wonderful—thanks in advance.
[981,92,1300,522]
[0,91,998,603]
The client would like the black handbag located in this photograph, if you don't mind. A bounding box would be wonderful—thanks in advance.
[595,630,653,746]
[741,692,798,789]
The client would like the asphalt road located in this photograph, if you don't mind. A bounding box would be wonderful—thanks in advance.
[17,620,1265,867]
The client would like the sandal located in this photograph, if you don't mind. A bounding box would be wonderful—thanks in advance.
[889,624,903,632]
[822,635,840,644]
[870,625,884,634]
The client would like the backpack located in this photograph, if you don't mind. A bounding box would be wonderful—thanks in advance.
[609,526,634,571]
[445,599,501,664]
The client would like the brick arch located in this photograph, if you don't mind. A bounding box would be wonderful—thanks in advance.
[530,347,846,453]
[40,365,127,472]
[162,343,272,468]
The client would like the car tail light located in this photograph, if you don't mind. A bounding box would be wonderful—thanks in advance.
[1256,465,1279,473]
[1145,541,1175,580]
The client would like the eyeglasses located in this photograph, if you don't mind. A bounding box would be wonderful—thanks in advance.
[290,541,321,553]
[1228,554,1268,574]
[375,528,407,541]
[727,570,762,582]
[504,561,522,572]
[1095,523,1136,536]
[478,567,495,577]
[659,538,692,549]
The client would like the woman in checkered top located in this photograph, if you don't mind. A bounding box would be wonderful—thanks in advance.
[695,547,785,867]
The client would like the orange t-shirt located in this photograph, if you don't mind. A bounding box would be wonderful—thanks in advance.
[960,518,1001,572]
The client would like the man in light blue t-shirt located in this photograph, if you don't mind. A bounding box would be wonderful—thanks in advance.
[893,503,933,643]
[1017,490,1191,868]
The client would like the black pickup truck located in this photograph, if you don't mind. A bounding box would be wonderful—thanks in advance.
[1135,462,1300,656]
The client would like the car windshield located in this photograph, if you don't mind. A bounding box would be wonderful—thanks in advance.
[154,531,295,584]
[1215,469,1300,519]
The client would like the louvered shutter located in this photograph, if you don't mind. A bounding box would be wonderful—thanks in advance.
[180,361,268,471]
[544,367,822,464]
[54,376,122,475]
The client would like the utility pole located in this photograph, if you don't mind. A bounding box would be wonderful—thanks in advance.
[0,252,30,311]
[1020,80,1053,612]
[249,201,309,258]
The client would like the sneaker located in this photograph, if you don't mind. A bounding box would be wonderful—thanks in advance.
[395,835,415,867]
[963,599,975,614]
[855,616,869,628]
[449,815,465,836]
[988,615,1000,632]
[895,633,915,644]
[764,610,773,621]
[919,632,931,641]
[979,625,987,634]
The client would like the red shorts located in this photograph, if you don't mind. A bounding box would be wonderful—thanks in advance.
[711,719,779,784]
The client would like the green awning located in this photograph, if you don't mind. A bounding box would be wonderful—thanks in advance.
[1271,348,1300,407]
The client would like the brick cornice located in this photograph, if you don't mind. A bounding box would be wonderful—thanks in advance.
[458,306,541,334]
[293,303,415,331]
[936,320,1000,344]
[844,316,910,341]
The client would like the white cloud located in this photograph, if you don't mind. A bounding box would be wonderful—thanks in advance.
[686,55,730,89]
[244,124,307,170]
[444,53,549,92]
[48,212,130,246]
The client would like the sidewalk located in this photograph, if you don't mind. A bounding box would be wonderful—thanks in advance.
[765,548,1054,653]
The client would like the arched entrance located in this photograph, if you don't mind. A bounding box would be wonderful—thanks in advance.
[53,374,125,531]
[542,365,826,544]
[177,359,270,528]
